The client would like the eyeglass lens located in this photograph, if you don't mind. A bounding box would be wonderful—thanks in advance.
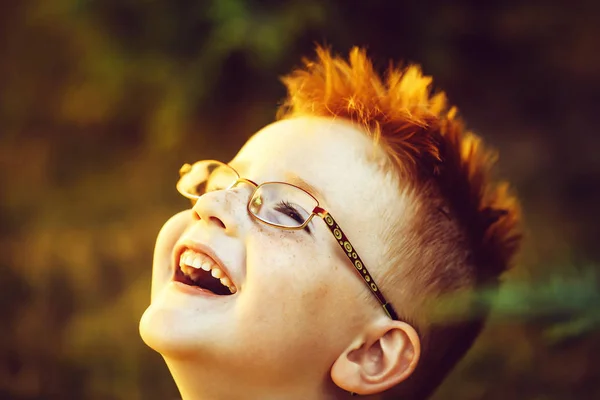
[182,162,318,228]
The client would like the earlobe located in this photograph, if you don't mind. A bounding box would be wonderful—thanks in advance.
[331,321,420,396]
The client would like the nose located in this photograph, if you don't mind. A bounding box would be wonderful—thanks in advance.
[191,188,248,235]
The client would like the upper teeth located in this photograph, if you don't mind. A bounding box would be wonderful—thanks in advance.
[179,249,237,294]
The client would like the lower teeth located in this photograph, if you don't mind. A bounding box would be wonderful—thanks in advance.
[179,268,231,295]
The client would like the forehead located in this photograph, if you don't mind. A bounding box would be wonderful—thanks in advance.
[231,116,401,244]
[233,117,389,196]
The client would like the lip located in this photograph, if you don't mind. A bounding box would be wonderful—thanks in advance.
[170,281,223,297]
[171,240,236,288]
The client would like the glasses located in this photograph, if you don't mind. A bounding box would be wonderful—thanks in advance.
[177,160,398,320]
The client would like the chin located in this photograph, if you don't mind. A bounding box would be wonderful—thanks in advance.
[140,301,202,358]
[140,303,175,354]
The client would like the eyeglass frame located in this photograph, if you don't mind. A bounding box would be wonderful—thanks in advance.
[177,160,399,320]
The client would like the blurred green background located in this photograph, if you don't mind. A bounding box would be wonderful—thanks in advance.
[1,0,599,399]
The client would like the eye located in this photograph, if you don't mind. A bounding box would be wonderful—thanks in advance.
[192,181,207,196]
[191,177,226,195]
[274,201,311,233]
[205,167,236,193]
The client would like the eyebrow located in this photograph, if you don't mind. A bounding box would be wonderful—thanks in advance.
[284,172,326,204]
[230,160,326,203]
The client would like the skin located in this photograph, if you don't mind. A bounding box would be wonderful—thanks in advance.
[139,116,419,400]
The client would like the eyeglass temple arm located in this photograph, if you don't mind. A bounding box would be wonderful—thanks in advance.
[314,207,399,320]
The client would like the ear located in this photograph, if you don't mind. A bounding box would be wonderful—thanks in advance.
[330,320,420,396]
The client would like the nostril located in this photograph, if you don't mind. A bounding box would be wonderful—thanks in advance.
[209,216,226,229]
[191,207,201,221]
[190,194,230,230]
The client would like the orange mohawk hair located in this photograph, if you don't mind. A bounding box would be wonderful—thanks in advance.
[278,46,520,281]
[278,46,521,398]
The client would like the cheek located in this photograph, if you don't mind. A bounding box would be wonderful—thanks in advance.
[151,210,193,300]
[240,230,343,335]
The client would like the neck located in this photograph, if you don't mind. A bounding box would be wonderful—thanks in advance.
[164,357,340,400]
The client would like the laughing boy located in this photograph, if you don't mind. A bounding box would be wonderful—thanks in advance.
[140,47,521,400]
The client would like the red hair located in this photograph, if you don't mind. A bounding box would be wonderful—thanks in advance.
[278,46,522,398]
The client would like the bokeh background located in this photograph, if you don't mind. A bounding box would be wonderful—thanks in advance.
[1,0,599,399]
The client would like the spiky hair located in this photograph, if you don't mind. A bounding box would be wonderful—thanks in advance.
[278,46,522,398]
[278,46,519,277]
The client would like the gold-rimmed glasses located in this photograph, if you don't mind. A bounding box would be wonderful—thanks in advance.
[176,160,398,320]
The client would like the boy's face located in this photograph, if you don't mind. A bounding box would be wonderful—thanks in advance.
[140,116,403,393]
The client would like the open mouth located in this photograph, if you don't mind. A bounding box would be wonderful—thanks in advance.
[174,248,237,295]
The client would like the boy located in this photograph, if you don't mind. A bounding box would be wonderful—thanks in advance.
[140,47,521,399]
